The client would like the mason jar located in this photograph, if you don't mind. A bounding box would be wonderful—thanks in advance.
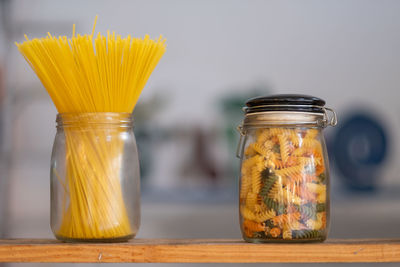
[50,112,140,242]
[237,94,337,243]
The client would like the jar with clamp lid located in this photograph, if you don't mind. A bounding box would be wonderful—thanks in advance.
[236,94,337,243]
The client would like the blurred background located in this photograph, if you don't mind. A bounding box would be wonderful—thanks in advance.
[1,0,400,266]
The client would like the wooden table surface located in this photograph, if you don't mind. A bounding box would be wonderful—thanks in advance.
[0,238,400,263]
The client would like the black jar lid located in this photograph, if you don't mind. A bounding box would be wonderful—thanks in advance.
[245,94,326,114]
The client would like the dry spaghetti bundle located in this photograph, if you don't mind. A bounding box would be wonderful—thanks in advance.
[16,17,166,241]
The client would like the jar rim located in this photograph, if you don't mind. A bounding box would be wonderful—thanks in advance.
[242,111,327,128]
[56,112,133,127]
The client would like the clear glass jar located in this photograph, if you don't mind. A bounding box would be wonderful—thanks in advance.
[237,95,337,243]
[50,112,140,242]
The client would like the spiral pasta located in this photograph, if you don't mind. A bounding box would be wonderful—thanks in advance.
[254,208,276,223]
[239,127,328,241]
[245,192,258,211]
[251,164,263,193]
[278,134,290,163]
[242,219,265,238]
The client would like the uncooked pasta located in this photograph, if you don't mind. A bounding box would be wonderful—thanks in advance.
[16,17,166,241]
[239,127,328,241]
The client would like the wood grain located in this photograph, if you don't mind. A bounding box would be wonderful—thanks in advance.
[0,239,400,263]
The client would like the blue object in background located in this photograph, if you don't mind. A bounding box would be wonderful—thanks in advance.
[331,112,388,191]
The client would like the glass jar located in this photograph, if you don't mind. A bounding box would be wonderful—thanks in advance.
[236,94,337,243]
[50,112,140,242]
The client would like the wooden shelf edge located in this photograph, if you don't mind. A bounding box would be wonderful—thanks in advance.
[1,238,400,263]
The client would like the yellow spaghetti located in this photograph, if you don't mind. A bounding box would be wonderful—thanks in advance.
[16,17,166,241]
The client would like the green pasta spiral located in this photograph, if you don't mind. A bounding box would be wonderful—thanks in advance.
[316,203,326,213]
[260,175,278,196]
[296,204,317,220]
[263,197,285,214]
[292,230,324,239]
[318,173,326,184]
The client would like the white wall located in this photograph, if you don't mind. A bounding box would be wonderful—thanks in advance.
[7,0,400,186]
[10,0,400,121]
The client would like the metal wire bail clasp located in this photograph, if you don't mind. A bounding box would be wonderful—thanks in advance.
[236,124,246,158]
[322,107,338,127]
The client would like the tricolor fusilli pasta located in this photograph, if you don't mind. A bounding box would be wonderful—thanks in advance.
[239,127,328,241]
